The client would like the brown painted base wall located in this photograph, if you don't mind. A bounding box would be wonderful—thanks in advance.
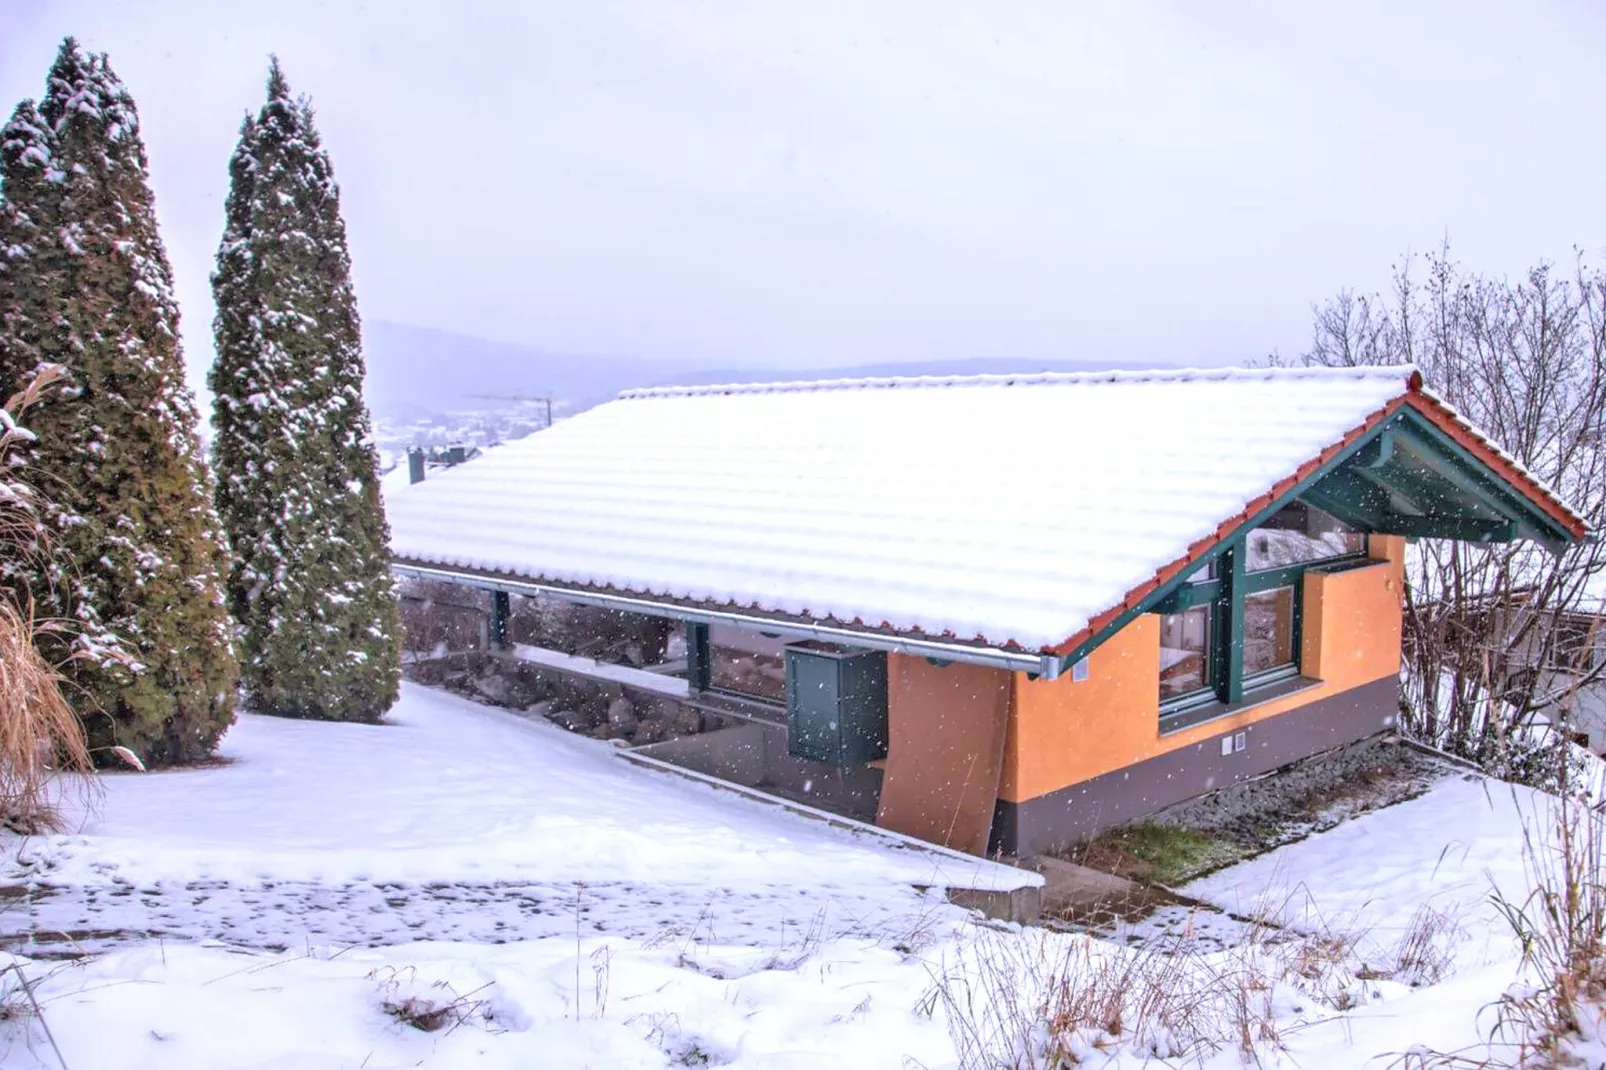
[990,676,1401,857]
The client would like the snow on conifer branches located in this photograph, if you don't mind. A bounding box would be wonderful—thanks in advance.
[0,38,239,765]
[209,58,401,723]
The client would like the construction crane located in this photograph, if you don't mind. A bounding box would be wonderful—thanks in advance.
[463,393,553,429]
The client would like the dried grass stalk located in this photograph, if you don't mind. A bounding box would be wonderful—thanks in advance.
[0,587,93,833]
[0,364,104,830]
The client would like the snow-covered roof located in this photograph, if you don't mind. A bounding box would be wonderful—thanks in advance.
[385,365,1581,654]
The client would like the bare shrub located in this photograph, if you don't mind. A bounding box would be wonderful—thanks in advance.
[1285,928,1364,1010]
[924,929,1284,1067]
[1392,904,1463,987]
[0,960,73,1070]
[1485,795,1606,1062]
[1285,247,1606,785]
[371,965,496,1035]
[765,907,829,971]
[927,893,1471,1067]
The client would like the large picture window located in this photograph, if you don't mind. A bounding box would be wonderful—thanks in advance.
[1155,502,1366,723]
[1242,587,1296,677]
[1158,605,1213,702]
[1245,500,1366,571]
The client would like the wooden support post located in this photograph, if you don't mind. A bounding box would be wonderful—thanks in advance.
[491,591,511,650]
[1222,545,1246,704]
[686,622,710,692]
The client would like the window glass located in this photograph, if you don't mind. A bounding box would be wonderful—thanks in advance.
[1245,502,1364,572]
[1159,606,1213,702]
[708,624,788,701]
[1242,587,1296,676]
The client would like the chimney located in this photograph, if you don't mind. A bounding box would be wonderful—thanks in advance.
[407,447,425,484]
[446,444,467,465]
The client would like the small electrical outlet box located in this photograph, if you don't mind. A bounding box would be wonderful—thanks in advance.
[1221,736,1234,757]
[1234,731,1247,753]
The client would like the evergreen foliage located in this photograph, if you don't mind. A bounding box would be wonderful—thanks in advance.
[0,39,239,764]
[210,59,401,722]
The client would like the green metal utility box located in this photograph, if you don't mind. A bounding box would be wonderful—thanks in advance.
[784,642,889,766]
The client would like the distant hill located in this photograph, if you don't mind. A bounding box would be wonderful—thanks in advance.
[649,358,1175,391]
[362,320,1175,418]
[361,320,689,419]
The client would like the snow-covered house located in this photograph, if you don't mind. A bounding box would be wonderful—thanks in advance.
[385,366,1587,857]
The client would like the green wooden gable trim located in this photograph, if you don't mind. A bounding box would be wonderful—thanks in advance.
[1056,407,1578,676]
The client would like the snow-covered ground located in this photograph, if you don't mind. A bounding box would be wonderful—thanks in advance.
[7,684,1025,954]
[1184,774,1545,965]
[0,684,1586,1068]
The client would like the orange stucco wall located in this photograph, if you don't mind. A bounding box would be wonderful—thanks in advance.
[875,655,1012,853]
[998,535,1405,804]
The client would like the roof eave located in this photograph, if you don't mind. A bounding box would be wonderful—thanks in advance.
[390,559,1064,679]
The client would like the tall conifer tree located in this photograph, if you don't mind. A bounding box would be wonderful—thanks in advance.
[0,39,239,763]
[210,60,401,722]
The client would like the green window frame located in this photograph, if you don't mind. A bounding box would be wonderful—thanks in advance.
[1155,510,1369,728]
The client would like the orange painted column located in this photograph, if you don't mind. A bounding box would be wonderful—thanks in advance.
[875,655,1012,854]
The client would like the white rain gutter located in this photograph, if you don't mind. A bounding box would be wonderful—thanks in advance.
[391,561,1062,679]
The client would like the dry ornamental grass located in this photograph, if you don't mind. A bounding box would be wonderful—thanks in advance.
[0,366,101,832]
[0,598,95,832]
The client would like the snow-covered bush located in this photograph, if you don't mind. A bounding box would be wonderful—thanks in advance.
[0,38,239,765]
[209,58,400,723]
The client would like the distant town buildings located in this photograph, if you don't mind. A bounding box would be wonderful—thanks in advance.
[373,398,562,479]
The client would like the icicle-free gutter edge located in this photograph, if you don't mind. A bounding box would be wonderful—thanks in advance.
[390,561,1064,679]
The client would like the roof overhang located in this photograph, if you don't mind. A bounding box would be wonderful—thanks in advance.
[1048,390,1589,675]
[391,560,1066,679]
[1300,407,1576,557]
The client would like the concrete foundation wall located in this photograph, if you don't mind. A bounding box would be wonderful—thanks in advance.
[635,721,884,822]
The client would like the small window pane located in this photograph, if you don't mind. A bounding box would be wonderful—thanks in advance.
[1159,606,1213,702]
[709,625,788,701]
[1242,587,1296,676]
[1246,502,1365,572]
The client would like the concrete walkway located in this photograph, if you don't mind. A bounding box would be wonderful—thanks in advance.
[1020,855,1163,920]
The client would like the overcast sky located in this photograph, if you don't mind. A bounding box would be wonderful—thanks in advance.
[4,1,1605,397]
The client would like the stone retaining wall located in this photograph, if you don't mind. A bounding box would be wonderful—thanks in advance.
[396,578,680,668]
[407,650,727,747]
